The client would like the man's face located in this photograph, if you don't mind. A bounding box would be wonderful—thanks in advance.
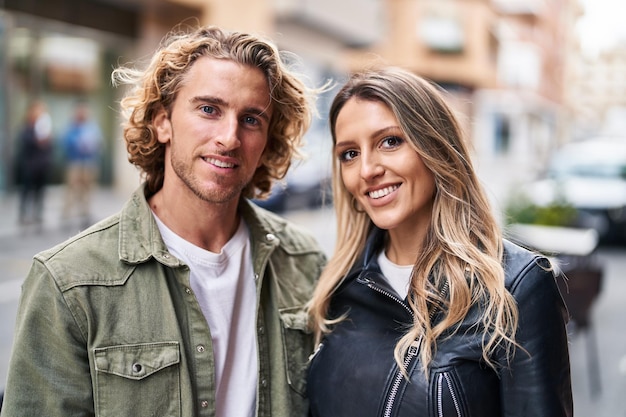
[154,57,272,205]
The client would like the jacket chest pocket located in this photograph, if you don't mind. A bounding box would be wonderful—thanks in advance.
[93,341,181,417]
[279,307,314,397]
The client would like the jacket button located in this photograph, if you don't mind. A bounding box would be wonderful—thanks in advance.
[265,233,276,241]
[196,345,205,353]
[201,400,209,408]
[132,363,142,373]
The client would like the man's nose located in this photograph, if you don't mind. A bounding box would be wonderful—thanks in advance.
[215,115,241,150]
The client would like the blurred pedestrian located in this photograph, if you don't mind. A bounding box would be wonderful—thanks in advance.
[0,25,325,417]
[16,100,53,228]
[306,67,573,417]
[60,100,103,228]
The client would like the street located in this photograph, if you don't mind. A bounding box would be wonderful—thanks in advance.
[0,188,625,416]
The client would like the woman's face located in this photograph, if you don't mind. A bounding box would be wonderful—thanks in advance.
[334,98,436,234]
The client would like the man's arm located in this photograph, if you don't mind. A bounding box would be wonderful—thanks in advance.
[1,259,94,417]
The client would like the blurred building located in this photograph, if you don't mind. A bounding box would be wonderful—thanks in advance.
[0,0,584,204]
[475,0,582,208]
[568,43,626,139]
[315,0,581,212]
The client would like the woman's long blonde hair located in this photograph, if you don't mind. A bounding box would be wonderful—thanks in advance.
[308,67,519,372]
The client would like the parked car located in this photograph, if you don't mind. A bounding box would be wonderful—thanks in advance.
[253,135,333,212]
[521,137,626,244]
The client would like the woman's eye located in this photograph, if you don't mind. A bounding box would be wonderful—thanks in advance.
[381,136,403,149]
[339,150,358,162]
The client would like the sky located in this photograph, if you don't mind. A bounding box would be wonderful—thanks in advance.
[577,0,626,55]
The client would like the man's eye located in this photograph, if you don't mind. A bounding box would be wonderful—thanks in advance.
[243,115,260,126]
[200,105,216,115]
[339,150,358,162]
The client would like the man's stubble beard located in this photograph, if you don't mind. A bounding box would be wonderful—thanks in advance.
[169,143,252,206]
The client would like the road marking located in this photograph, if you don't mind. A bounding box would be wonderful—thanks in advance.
[0,279,23,304]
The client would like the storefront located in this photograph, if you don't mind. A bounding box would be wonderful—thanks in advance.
[0,1,139,192]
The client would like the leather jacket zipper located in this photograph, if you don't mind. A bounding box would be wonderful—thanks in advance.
[357,275,450,417]
[356,276,419,417]
[437,372,462,417]
[356,276,414,318]
[382,338,421,417]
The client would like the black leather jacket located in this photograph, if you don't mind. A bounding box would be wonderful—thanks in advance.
[307,228,573,417]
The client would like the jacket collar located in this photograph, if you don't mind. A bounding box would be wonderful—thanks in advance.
[117,183,310,265]
[118,184,177,266]
[342,226,387,282]
[359,226,387,271]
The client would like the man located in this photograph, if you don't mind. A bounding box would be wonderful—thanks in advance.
[61,101,103,229]
[1,26,325,417]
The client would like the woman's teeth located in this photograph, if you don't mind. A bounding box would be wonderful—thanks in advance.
[368,185,398,199]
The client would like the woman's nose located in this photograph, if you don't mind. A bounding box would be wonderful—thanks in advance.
[360,152,384,180]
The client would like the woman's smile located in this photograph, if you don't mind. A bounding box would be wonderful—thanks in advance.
[367,184,400,200]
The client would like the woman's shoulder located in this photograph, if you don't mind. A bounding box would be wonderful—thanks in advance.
[502,239,554,293]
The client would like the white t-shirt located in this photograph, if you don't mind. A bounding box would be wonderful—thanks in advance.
[154,215,257,417]
[377,250,413,299]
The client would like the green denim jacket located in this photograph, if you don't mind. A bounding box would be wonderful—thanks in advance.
[1,185,326,417]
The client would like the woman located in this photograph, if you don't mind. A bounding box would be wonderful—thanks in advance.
[307,67,572,417]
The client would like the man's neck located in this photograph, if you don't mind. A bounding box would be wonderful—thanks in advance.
[148,189,241,253]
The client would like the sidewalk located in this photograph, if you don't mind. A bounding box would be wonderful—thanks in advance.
[0,185,130,239]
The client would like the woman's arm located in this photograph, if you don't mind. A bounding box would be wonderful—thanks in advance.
[500,258,573,417]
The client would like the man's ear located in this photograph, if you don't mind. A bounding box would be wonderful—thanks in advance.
[153,106,172,144]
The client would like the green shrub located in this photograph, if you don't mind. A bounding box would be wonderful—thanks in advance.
[505,194,578,227]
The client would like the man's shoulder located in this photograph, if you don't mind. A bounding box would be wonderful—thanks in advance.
[39,215,120,256]
[34,214,130,290]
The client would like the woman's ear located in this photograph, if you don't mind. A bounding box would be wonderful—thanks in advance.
[153,107,172,144]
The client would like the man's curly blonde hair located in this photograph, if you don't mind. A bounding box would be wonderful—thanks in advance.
[112,25,316,198]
